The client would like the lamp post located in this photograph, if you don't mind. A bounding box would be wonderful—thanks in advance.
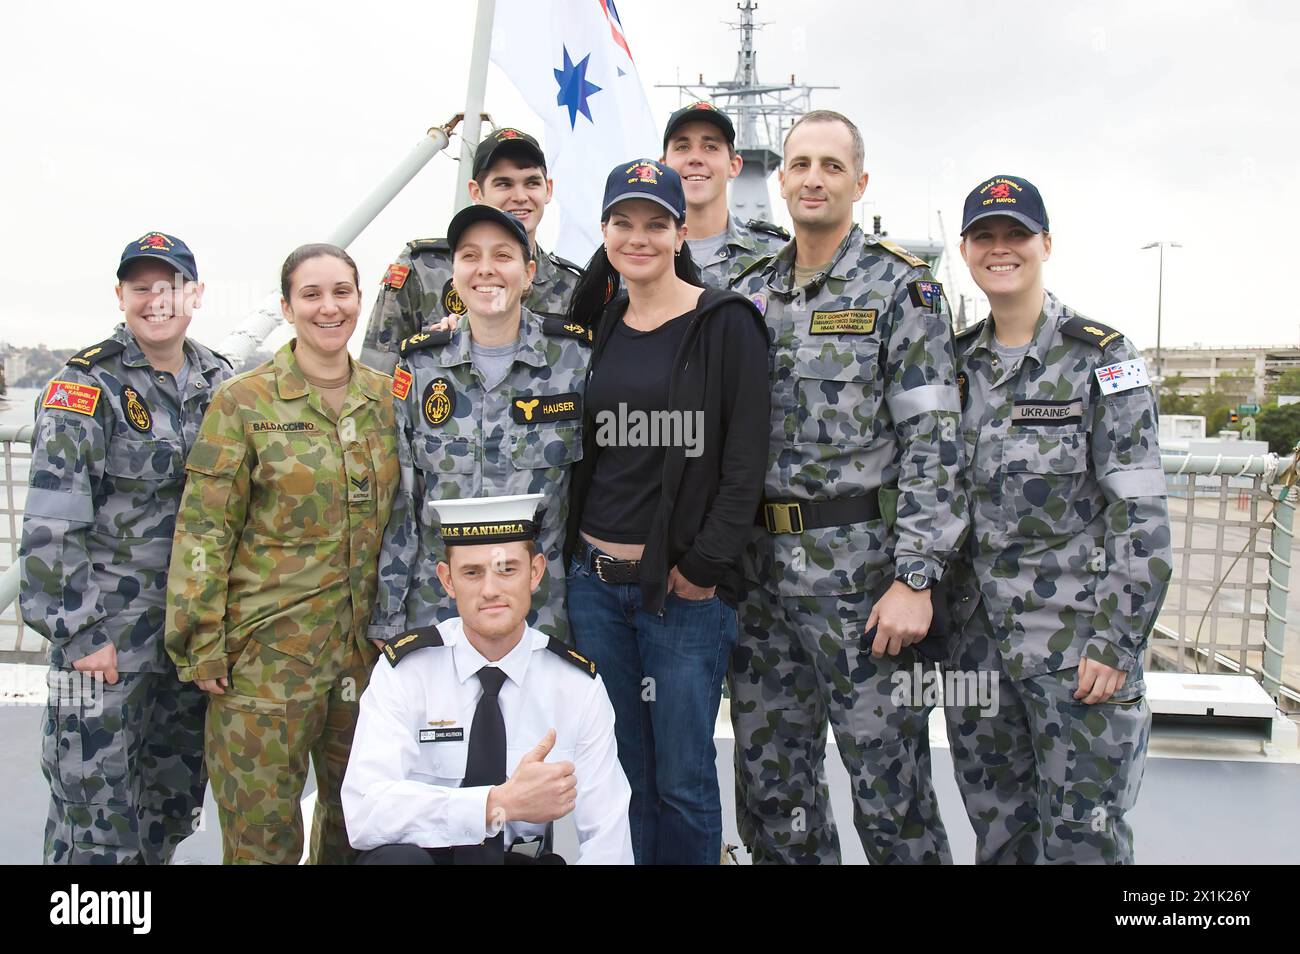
[1141,241,1182,383]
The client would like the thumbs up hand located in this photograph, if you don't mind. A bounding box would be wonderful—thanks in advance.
[485,729,577,826]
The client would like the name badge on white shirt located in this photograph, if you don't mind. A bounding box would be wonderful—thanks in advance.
[1095,358,1150,395]
[419,727,465,743]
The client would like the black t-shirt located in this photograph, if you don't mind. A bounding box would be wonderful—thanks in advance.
[580,310,693,544]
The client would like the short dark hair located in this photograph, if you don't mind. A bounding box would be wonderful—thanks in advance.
[280,244,360,299]
[783,109,865,174]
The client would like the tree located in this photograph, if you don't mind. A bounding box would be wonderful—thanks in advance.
[1196,389,1235,433]
[1156,373,1198,415]
[1256,402,1300,454]
[1266,369,1300,402]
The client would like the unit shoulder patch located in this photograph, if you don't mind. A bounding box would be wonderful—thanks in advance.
[383,626,445,666]
[383,263,410,289]
[65,339,125,369]
[875,238,929,269]
[540,317,593,344]
[398,330,452,357]
[42,379,102,417]
[391,366,413,400]
[1061,315,1124,350]
[546,637,597,678]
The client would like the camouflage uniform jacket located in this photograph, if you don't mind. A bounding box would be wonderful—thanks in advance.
[359,237,584,373]
[369,309,589,642]
[20,324,233,673]
[730,224,966,598]
[165,342,399,683]
[949,291,1172,680]
[694,214,789,289]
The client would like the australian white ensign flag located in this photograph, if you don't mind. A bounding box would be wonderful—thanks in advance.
[490,0,659,263]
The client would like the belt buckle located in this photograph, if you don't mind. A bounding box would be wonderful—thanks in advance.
[764,501,804,534]
[594,554,615,583]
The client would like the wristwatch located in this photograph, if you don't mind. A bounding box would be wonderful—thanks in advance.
[898,571,934,592]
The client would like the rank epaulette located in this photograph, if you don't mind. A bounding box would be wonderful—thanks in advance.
[383,626,445,667]
[407,237,450,254]
[1060,315,1124,350]
[546,637,597,678]
[874,238,929,269]
[398,329,453,356]
[550,254,585,277]
[745,218,791,241]
[541,317,593,344]
[66,339,125,369]
[954,319,985,345]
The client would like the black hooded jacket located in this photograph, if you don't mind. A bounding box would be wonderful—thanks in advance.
[564,286,771,614]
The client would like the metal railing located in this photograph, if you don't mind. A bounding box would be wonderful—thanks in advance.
[2,426,1298,705]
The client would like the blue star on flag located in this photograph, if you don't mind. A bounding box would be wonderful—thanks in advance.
[554,46,602,128]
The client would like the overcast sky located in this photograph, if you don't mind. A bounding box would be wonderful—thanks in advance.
[2,0,1296,355]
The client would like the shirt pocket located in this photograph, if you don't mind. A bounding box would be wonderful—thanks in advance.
[510,421,583,472]
[102,437,185,537]
[412,434,479,477]
[416,739,469,782]
[248,432,341,540]
[793,343,883,447]
[1001,430,1092,537]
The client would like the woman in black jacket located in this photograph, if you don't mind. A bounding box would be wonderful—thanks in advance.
[563,159,770,865]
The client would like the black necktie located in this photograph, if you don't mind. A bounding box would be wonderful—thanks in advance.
[455,667,508,865]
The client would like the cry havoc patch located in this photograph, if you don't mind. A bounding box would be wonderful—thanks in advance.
[809,309,877,335]
[1012,399,1084,426]
[511,392,581,423]
[422,377,455,427]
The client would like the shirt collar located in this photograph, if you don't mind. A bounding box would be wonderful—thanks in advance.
[765,224,861,296]
[114,323,227,382]
[446,617,537,689]
[530,243,555,289]
[441,310,543,370]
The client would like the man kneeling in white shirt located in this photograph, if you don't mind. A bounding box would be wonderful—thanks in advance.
[342,494,633,864]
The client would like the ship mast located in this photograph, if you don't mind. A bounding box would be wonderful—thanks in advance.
[657,1,836,222]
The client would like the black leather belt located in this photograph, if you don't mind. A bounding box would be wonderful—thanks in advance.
[756,491,882,534]
[579,540,640,584]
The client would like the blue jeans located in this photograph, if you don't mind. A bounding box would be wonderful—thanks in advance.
[566,546,737,865]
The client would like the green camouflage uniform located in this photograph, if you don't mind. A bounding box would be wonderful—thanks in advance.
[165,341,399,864]
[359,237,584,373]
[20,323,232,864]
[944,292,1171,864]
[369,310,589,644]
[693,215,789,289]
[727,226,967,864]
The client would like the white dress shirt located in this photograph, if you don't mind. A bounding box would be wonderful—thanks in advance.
[342,618,633,864]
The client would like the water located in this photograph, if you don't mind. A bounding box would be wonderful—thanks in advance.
[0,388,38,429]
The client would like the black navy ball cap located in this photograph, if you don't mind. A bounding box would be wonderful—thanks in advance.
[960,175,1049,235]
[116,231,198,281]
[472,127,546,178]
[601,159,686,222]
[662,101,735,150]
[447,204,532,259]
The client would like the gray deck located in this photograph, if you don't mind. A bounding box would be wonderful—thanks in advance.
[2,703,1296,864]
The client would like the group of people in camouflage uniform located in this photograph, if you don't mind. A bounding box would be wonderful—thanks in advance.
[20,100,1169,865]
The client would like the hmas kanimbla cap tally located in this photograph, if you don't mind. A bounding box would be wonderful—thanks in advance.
[429,493,544,546]
[960,175,1049,235]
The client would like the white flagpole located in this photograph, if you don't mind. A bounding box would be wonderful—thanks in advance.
[456,0,498,212]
